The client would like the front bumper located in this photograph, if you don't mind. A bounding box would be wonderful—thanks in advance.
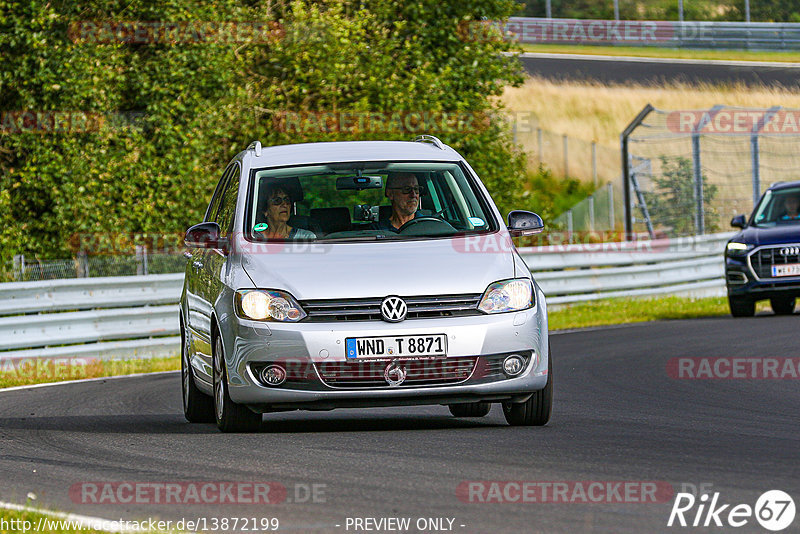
[221,305,548,409]
[726,255,800,300]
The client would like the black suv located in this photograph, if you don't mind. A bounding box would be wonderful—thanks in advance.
[725,180,800,317]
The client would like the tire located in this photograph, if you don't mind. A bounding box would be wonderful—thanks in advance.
[728,296,756,317]
[181,322,214,423]
[448,402,491,418]
[770,297,796,316]
[502,347,553,427]
[213,332,261,433]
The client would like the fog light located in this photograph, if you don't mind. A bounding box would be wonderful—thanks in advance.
[502,354,525,377]
[260,365,287,386]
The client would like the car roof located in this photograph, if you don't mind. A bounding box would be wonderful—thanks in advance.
[237,140,463,168]
[769,180,800,191]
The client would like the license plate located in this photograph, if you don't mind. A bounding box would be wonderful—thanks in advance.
[772,263,800,277]
[345,334,447,359]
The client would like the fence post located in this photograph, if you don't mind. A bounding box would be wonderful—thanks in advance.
[607,182,615,232]
[750,106,781,208]
[562,134,568,177]
[13,254,25,281]
[135,245,149,276]
[591,141,597,187]
[77,250,89,278]
[566,209,574,244]
[537,128,543,164]
[691,133,705,235]
[588,195,595,233]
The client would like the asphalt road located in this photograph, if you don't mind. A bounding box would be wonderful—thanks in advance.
[1,315,799,533]
[519,52,800,87]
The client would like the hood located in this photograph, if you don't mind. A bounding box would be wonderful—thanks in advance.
[238,234,516,300]
[734,224,800,246]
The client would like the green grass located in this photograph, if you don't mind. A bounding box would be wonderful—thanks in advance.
[0,356,180,389]
[548,295,775,330]
[519,43,800,62]
[0,506,181,533]
[548,295,726,330]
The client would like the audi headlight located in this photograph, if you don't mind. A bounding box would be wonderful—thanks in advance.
[235,289,307,322]
[478,279,534,314]
[726,241,753,257]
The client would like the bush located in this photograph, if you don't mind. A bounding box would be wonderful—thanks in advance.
[0,0,527,266]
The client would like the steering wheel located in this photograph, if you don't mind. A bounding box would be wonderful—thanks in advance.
[397,216,456,234]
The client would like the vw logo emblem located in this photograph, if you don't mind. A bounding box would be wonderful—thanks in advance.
[384,360,407,387]
[380,296,407,322]
[780,247,799,256]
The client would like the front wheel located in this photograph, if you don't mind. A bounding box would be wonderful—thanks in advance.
[502,348,553,426]
[728,295,756,317]
[181,322,214,423]
[213,333,262,433]
[770,297,796,315]
[448,402,491,418]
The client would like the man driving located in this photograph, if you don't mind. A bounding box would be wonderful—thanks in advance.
[780,194,800,221]
[373,172,423,232]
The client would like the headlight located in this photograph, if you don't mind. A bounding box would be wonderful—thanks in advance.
[726,241,752,256]
[235,289,307,322]
[478,279,534,314]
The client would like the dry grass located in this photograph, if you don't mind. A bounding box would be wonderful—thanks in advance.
[501,77,800,147]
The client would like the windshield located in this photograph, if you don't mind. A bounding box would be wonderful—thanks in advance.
[752,187,800,227]
[245,162,496,241]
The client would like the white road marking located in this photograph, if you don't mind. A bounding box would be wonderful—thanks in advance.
[0,371,179,394]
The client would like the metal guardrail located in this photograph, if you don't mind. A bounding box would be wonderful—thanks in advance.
[0,233,733,360]
[502,17,800,50]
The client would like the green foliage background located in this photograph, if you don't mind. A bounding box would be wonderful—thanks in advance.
[0,0,533,265]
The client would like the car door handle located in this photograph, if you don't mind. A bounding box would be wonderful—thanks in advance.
[193,261,203,270]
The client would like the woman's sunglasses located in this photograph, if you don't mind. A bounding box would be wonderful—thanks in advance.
[269,196,292,206]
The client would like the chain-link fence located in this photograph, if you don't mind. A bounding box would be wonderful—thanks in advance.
[622,105,800,238]
[8,251,186,282]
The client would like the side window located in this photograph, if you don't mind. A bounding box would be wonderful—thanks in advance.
[215,164,241,236]
[204,165,233,222]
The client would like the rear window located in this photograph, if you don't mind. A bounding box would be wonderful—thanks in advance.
[245,162,497,242]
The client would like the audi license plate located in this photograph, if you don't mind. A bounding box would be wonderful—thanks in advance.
[345,334,447,359]
[772,264,800,277]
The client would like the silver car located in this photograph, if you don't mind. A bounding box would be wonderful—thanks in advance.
[180,136,552,432]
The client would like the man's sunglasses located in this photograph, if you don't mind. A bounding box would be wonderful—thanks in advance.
[388,186,425,195]
[269,196,292,206]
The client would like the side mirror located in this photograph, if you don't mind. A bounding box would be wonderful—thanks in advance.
[730,215,747,229]
[507,210,544,237]
[185,222,228,251]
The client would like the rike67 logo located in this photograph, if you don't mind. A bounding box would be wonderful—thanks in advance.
[668,490,795,531]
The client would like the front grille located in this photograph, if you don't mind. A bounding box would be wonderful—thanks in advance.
[315,357,477,388]
[750,245,800,279]
[301,294,482,322]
